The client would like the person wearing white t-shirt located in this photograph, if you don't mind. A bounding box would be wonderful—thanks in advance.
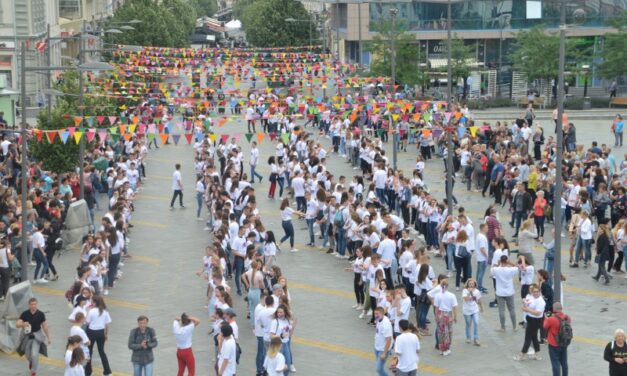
[475,224,490,293]
[514,285,546,361]
[65,337,86,376]
[394,320,421,376]
[254,295,276,375]
[378,230,396,287]
[173,313,200,376]
[433,279,458,356]
[492,255,519,332]
[462,278,482,346]
[373,307,393,376]
[264,336,287,376]
[85,296,112,376]
[291,172,306,212]
[218,324,237,376]
[250,142,263,183]
[391,285,412,336]
[373,166,388,204]
[169,163,184,209]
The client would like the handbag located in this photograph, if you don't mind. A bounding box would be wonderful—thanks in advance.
[594,254,600,264]
[458,245,470,258]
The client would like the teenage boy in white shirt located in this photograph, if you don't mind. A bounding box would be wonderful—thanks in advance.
[373,307,393,376]
[394,319,420,376]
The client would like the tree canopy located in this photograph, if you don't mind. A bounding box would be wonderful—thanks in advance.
[597,11,627,80]
[239,0,318,47]
[104,0,197,47]
[190,0,218,17]
[366,18,428,88]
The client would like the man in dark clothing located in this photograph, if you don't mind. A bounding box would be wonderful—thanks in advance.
[16,298,51,376]
[510,183,532,237]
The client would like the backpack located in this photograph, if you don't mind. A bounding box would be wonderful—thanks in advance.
[333,207,344,227]
[555,315,573,347]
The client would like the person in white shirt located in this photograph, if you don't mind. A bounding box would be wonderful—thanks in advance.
[475,224,490,293]
[65,336,86,376]
[390,285,412,336]
[264,336,287,376]
[574,210,593,267]
[492,255,519,332]
[31,223,49,284]
[218,324,237,376]
[249,141,263,183]
[254,295,276,375]
[378,229,396,287]
[433,279,458,356]
[169,163,184,209]
[269,305,295,372]
[513,284,546,361]
[394,320,421,376]
[462,278,482,346]
[195,175,206,220]
[173,313,200,376]
[84,296,112,376]
[373,307,393,376]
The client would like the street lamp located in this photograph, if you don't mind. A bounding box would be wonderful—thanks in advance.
[19,42,114,282]
[389,7,398,170]
[553,3,586,302]
[445,0,454,217]
[284,17,313,48]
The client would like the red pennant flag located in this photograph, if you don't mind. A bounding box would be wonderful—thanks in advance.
[269,133,277,141]
[157,124,165,134]
[184,133,193,144]
[35,130,43,142]
[96,116,105,125]
[46,131,57,143]
[86,129,96,142]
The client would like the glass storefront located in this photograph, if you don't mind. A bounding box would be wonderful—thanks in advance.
[369,0,627,32]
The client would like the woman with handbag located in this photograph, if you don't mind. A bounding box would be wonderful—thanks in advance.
[453,230,471,291]
[593,224,612,285]
[415,263,433,336]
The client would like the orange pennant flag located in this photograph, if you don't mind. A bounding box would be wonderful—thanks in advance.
[119,125,127,135]
[131,116,139,125]
[160,134,169,144]
[256,132,264,143]
[73,116,83,127]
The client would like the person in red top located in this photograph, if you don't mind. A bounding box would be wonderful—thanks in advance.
[543,302,571,376]
[533,190,548,242]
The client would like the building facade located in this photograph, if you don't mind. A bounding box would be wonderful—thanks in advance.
[322,0,625,98]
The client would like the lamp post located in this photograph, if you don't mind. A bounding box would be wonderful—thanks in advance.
[284,17,313,48]
[18,42,114,281]
[389,7,398,170]
[445,0,454,216]
[357,0,363,64]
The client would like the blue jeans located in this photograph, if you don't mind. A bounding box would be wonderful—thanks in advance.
[306,218,315,245]
[417,301,430,329]
[250,165,263,182]
[277,177,285,197]
[233,257,245,294]
[512,211,526,235]
[575,237,591,264]
[376,188,386,206]
[33,248,49,279]
[196,192,203,218]
[255,336,266,373]
[428,221,439,247]
[280,220,295,248]
[548,345,568,376]
[321,222,329,247]
[464,312,479,341]
[133,362,154,376]
[337,227,347,256]
[476,261,487,290]
[281,341,293,370]
[374,349,390,376]
[544,255,555,287]
[248,288,261,325]
[446,244,455,271]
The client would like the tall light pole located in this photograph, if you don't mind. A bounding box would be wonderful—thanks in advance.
[19,42,28,282]
[389,7,398,170]
[445,0,454,216]
[357,0,363,64]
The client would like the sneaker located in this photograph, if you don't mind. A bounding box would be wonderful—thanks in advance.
[29,262,36,266]
[169,206,174,210]
[366,309,372,316]
[473,340,481,347]
[530,354,542,361]
[341,255,350,259]
[443,350,451,356]
[466,339,471,344]
[355,304,363,310]
[513,354,525,361]
[103,290,109,296]
[290,249,299,253]
[290,365,296,372]
[352,304,359,309]
[204,227,211,231]
[37,278,49,284]
[358,312,365,319]
[334,253,342,258]
[326,248,334,254]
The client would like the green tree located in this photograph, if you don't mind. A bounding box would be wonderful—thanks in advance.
[241,0,318,47]
[448,37,475,99]
[190,0,218,17]
[104,0,197,47]
[30,71,117,173]
[510,26,590,89]
[366,18,429,90]
[597,11,627,80]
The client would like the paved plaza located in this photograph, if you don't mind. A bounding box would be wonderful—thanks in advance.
[1,115,626,376]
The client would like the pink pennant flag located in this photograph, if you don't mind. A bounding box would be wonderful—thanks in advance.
[220,134,229,143]
[444,112,452,123]
[138,124,146,134]
[98,130,108,142]
[67,127,76,137]
[148,124,156,133]
[86,129,96,142]
[108,116,117,125]
[233,134,241,143]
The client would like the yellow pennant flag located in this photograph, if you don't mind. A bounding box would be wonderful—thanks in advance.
[73,132,83,144]
[469,126,478,137]
[392,114,400,122]
[209,133,217,143]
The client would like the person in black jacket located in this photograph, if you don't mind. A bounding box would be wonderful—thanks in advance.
[537,269,554,344]
[510,183,532,238]
[604,329,626,376]
[128,315,158,375]
[593,224,612,285]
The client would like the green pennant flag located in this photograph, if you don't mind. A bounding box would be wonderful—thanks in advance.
[147,133,155,142]
[155,118,161,125]
[204,120,212,130]
[281,133,289,145]
[245,133,253,143]
[377,129,386,137]
[109,126,118,134]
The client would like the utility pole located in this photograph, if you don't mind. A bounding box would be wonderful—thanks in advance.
[357,0,362,64]
[78,20,86,199]
[390,7,398,170]
[445,0,454,216]
[335,0,340,59]
[19,42,29,281]
[553,0,567,303]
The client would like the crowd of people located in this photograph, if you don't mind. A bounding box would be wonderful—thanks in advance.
[3,45,626,376]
